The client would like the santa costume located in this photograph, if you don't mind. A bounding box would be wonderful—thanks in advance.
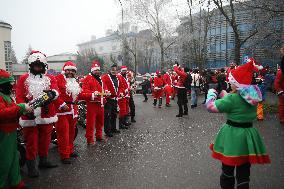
[117,66,131,129]
[163,70,173,107]
[55,61,81,163]
[274,55,284,124]
[173,65,189,117]
[16,50,58,178]
[80,61,108,144]
[152,70,164,108]
[102,64,125,137]
[0,69,29,189]
[206,58,270,189]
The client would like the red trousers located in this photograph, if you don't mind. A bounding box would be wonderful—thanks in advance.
[279,96,284,121]
[85,102,104,143]
[118,98,129,118]
[153,89,164,99]
[164,86,173,104]
[23,124,53,160]
[55,114,77,159]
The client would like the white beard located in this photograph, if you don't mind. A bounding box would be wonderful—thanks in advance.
[66,78,81,101]
[26,74,50,99]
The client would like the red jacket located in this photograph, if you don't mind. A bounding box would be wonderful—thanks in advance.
[154,76,164,89]
[163,73,172,86]
[55,74,81,118]
[101,74,126,99]
[274,69,284,95]
[16,73,59,127]
[0,94,22,133]
[80,74,108,105]
[118,74,130,97]
[173,66,187,88]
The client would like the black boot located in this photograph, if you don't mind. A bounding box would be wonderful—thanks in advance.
[26,160,39,178]
[124,116,131,126]
[38,156,58,169]
[176,104,183,117]
[119,118,128,129]
[131,117,136,123]
[183,104,188,115]
[158,98,162,108]
[61,158,72,164]
[153,99,157,107]
[220,163,235,189]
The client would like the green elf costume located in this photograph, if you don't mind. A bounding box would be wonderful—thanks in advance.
[0,69,29,189]
[205,58,270,189]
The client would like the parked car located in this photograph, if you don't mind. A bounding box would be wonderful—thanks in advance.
[135,75,144,93]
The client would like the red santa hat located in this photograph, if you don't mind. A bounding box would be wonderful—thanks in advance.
[121,65,127,71]
[28,50,47,65]
[62,61,77,74]
[156,70,161,75]
[91,60,100,72]
[0,69,14,84]
[228,58,262,88]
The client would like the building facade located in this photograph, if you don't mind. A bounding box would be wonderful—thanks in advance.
[177,4,284,69]
[0,20,12,72]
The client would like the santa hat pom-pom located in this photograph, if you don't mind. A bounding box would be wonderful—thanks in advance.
[254,64,263,70]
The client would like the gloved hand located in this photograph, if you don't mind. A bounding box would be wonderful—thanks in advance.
[43,90,57,100]
[206,88,218,102]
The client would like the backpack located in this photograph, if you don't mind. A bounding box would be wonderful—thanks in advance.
[184,73,193,90]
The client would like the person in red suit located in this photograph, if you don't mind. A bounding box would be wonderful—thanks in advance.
[171,71,178,100]
[153,70,164,108]
[163,69,173,107]
[55,61,81,164]
[0,69,32,189]
[81,60,109,144]
[16,51,58,178]
[102,64,125,137]
[173,63,189,117]
[117,66,131,129]
[274,44,284,124]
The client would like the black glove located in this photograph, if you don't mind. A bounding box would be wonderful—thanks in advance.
[43,90,57,100]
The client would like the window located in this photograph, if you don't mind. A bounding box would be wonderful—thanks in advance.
[5,62,12,72]
[4,41,11,61]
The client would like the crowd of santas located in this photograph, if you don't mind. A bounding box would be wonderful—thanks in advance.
[0,50,136,189]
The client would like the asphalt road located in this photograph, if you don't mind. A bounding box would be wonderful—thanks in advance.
[23,94,284,189]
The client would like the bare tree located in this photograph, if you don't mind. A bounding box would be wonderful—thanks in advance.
[21,45,33,64]
[124,0,177,70]
[11,46,18,64]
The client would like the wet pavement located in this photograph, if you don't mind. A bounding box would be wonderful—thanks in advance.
[23,95,284,189]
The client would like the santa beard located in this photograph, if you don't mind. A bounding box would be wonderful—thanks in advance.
[66,78,81,101]
[26,74,50,99]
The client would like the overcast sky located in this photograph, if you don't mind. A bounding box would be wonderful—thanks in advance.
[0,0,121,61]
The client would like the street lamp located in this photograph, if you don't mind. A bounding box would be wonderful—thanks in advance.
[118,0,124,35]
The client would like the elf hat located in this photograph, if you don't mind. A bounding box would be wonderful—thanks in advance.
[62,61,77,74]
[28,50,47,65]
[228,58,262,88]
[0,69,14,85]
[121,65,127,71]
[91,60,100,72]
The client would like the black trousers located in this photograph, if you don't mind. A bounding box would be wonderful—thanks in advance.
[220,163,251,189]
[177,88,188,115]
[129,95,135,118]
[142,91,148,100]
[104,99,118,134]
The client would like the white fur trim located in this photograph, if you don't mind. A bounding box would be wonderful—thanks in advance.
[228,72,250,89]
[277,91,284,96]
[107,74,118,94]
[91,93,95,101]
[64,66,77,71]
[121,68,127,71]
[19,118,36,127]
[59,102,67,110]
[28,52,47,64]
[91,67,100,72]
[35,115,58,125]
[57,112,72,116]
